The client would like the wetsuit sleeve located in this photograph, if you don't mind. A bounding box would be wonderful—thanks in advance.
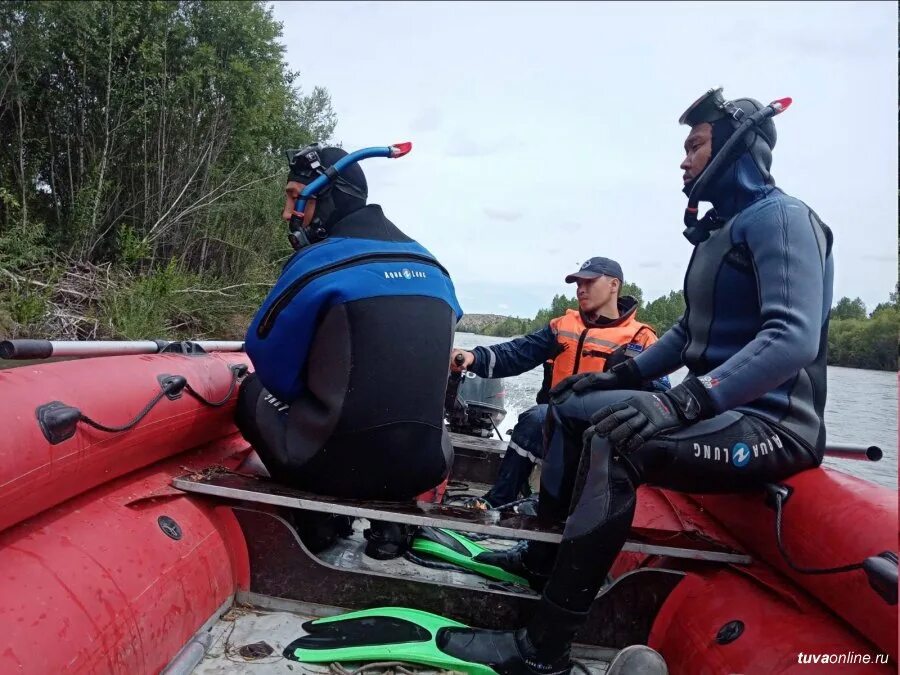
[469,326,558,378]
[629,318,688,380]
[702,199,827,413]
[633,328,671,391]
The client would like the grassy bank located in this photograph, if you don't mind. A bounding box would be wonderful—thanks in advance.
[1,1,331,342]
[0,257,267,341]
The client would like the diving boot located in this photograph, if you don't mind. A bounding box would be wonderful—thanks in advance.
[437,596,588,675]
[473,541,554,592]
[436,627,571,675]
[363,520,413,560]
[288,511,352,554]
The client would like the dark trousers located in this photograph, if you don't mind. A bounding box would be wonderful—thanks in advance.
[529,389,818,613]
[484,404,547,506]
[234,373,453,553]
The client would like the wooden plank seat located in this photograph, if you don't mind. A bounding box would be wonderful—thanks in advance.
[172,471,751,565]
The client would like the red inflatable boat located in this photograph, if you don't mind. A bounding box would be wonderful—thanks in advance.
[0,345,895,674]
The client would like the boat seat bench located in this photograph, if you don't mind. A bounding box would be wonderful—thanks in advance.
[172,471,751,566]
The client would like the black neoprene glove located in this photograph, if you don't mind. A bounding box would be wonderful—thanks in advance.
[549,358,643,404]
[590,376,716,454]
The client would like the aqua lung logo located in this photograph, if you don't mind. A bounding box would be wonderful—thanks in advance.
[693,433,783,466]
[732,443,751,468]
[384,268,427,280]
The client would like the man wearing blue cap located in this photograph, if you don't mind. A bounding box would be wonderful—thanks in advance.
[451,256,668,510]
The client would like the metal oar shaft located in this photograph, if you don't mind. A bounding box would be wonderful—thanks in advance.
[0,339,244,360]
[825,443,883,462]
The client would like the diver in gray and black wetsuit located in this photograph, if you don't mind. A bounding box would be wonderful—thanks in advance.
[438,89,834,674]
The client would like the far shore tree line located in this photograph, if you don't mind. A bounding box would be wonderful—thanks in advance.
[473,285,899,372]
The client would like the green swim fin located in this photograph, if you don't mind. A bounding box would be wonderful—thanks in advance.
[283,606,499,675]
[410,526,529,586]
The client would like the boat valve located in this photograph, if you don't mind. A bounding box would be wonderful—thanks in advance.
[763,483,792,510]
[863,552,898,605]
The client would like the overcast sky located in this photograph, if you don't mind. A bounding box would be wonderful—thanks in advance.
[271,1,897,318]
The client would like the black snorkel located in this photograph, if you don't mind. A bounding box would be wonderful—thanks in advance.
[284,142,412,251]
[681,89,792,244]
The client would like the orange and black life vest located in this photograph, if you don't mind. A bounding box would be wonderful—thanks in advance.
[548,304,657,388]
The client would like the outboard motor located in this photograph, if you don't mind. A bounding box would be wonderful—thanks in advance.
[445,361,507,438]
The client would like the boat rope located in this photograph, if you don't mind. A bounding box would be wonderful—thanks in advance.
[79,385,178,433]
[183,368,244,407]
[773,491,866,575]
[77,365,247,434]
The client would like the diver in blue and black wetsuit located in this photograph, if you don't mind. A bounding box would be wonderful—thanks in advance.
[438,89,834,673]
[236,144,462,558]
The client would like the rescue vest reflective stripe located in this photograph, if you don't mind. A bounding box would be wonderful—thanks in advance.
[548,309,657,387]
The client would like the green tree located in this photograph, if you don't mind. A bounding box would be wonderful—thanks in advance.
[620,281,643,306]
[483,316,530,337]
[0,0,338,339]
[828,291,899,371]
[0,0,335,270]
[832,297,867,321]
[870,284,900,318]
[640,290,685,335]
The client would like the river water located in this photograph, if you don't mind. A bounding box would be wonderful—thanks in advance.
[454,332,898,489]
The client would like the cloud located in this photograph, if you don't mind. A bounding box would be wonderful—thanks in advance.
[271,2,896,317]
[410,106,443,133]
[445,129,521,157]
[483,207,523,222]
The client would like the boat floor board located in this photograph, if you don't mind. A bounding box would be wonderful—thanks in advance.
[228,506,680,651]
[173,471,751,565]
[317,518,527,593]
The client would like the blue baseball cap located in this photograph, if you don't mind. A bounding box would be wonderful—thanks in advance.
[565,257,624,284]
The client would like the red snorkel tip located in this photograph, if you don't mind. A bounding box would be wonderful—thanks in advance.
[771,97,792,114]
[390,142,413,158]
